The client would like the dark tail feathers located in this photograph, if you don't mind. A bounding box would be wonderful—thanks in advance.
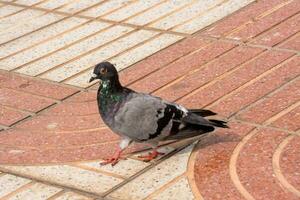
[208,119,229,128]
[188,109,217,117]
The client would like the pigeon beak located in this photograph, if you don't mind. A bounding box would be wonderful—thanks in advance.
[89,73,97,83]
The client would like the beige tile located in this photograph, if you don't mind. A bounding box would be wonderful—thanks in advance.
[0,9,44,32]
[54,191,92,200]
[15,0,45,6]
[110,33,183,71]
[77,158,149,178]
[0,21,109,70]
[103,0,161,22]
[18,25,132,76]
[174,0,255,33]
[58,0,105,14]
[150,0,223,30]
[7,182,62,200]
[81,0,134,18]
[0,165,123,195]
[44,30,157,83]
[0,5,23,18]
[37,0,74,10]
[0,174,31,198]
[126,0,193,26]
[0,17,87,58]
[108,144,194,199]
[151,177,195,200]
[0,13,64,45]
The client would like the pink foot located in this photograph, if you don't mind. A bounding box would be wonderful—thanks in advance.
[138,150,164,162]
[100,149,124,166]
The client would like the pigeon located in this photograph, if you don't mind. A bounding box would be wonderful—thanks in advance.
[89,61,228,166]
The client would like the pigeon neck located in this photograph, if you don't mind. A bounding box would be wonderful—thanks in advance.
[100,76,122,95]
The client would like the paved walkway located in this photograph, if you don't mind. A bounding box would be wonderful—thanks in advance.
[0,0,299,199]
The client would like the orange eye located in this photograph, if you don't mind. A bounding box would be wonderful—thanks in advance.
[100,68,107,74]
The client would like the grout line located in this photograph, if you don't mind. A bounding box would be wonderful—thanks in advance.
[46,190,66,200]
[225,0,295,37]
[70,163,126,180]
[144,172,187,199]
[0,69,81,91]
[232,75,300,119]
[0,17,88,61]
[175,49,268,103]
[1,86,60,102]
[106,0,168,23]
[275,31,300,48]
[242,10,300,42]
[35,27,137,78]
[232,119,299,136]
[101,142,194,197]
[11,22,116,72]
[0,167,104,199]
[249,13,300,47]
[61,32,164,83]
[205,54,297,109]
[0,0,111,47]
[198,34,300,54]
[120,40,214,88]
[91,0,139,19]
[1,181,36,200]
[169,0,230,31]
[145,0,198,27]
[152,44,242,95]
[0,0,52,31]
[264,100,300,125]
[1,104,34,116]
[150,43,237,95]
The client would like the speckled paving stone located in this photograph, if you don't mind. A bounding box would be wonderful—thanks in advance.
[236,129,298,200]
[192,122,254,200]
[5,182,62,200]
[278,33,300,51]
[279,136,300,194]
[0,0,299,198]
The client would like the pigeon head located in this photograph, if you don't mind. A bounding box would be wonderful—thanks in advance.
[89,62,119,83]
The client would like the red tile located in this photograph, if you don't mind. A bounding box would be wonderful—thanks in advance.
[154,46,264,102]
[280,136,300,191]
[237,129,297,200]
[271,105,300,131]
[0,88,55,112]
[45,100,98,116]
[15,114,104,132]
[0,106,29,126]
[0,128,118,148]
[237,71,300,124]
[193,122,254,200]
[119,37,211,86]
[211,56,300,117]
[178,51,293,109]
[201,0,286,37]
[65,90,97,102]
[130,41,236,93]
[278,34,300,51]
[0,71,78,100]
[228,0,300,41]
[250,13,300,46]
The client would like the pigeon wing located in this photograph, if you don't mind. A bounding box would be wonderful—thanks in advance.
[112,93,184,142]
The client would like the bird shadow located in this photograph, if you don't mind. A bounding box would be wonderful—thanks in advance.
[127,131,241,158]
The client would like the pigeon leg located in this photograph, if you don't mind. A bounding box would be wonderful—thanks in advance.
[100,137,132,166]
[138,148,164,162]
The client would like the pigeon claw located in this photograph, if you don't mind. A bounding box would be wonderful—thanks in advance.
[100,157,121,166]
[138,150,164,162]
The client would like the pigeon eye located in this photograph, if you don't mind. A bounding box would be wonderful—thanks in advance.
[100,68,107,74]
